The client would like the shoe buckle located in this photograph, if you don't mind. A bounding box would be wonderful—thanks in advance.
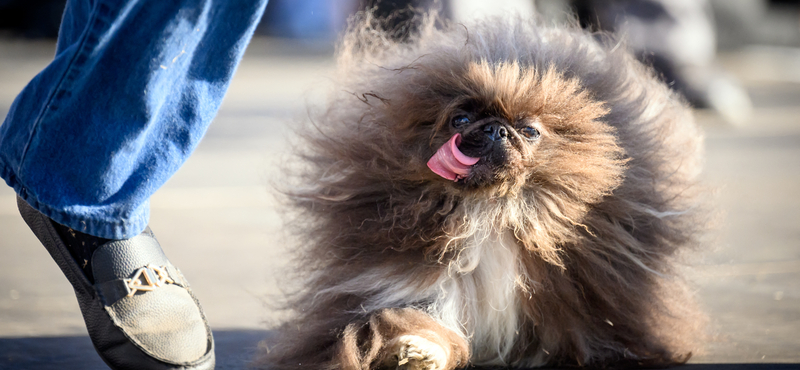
[124,264,175,297]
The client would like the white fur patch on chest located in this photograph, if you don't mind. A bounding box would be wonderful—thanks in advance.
[429,228,523,366]
[335,226,526,366]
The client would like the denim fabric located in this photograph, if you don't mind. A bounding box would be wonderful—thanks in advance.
[0,0,268,239]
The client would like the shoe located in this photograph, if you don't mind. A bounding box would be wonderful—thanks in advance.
[17,196,215,370]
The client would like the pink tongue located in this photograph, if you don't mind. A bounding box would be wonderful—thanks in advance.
[427,134,480,181]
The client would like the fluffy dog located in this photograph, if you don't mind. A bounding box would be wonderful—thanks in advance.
[260,12,706,370]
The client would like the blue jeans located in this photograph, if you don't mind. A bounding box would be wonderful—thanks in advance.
[0,0,268,239]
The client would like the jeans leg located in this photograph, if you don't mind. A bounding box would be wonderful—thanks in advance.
[0,0,269,239]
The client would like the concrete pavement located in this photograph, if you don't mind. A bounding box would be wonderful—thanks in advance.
[0,38,798,368]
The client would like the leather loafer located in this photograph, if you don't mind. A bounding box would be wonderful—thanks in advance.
[17,196,215,370]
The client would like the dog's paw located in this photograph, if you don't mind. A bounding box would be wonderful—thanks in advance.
[383,334,448,370]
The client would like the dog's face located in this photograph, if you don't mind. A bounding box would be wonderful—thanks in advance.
[412,61,625,201]
[438,99,541,189]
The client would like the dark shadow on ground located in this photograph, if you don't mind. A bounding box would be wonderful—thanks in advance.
[0,329,272,370]
[675,366,800,369]
[0,330,797,370]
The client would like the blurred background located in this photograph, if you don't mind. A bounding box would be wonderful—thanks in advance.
[0,0,798,368]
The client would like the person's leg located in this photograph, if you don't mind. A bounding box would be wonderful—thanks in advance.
[573,0,753,125]
[0,0,268,369]
[0,0,267,240]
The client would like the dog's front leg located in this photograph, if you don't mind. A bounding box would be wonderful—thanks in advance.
[336,307,469,370]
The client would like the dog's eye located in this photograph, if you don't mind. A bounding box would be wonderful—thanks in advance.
[520,127,540,139]
[451,115,471,128]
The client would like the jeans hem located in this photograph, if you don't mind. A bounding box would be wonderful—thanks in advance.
[1,160,149,240]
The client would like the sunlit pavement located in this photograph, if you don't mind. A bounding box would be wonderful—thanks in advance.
[0,38,798,369]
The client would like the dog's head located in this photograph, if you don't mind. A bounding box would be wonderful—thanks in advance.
[299,16,633,246]
[392,60,627,202]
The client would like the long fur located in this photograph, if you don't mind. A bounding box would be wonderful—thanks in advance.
[259,11,706,370]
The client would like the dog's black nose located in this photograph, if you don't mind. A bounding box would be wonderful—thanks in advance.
[483,123,508,141]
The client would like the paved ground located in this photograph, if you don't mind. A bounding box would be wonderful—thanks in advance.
[0,37,798,369]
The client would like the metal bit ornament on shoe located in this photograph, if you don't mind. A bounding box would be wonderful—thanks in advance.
[427,133,480,181]
[124,264,174,297]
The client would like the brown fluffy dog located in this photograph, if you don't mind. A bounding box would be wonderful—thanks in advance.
[259,12,706,370]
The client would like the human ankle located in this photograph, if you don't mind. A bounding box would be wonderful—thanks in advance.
[50,221,112,283]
